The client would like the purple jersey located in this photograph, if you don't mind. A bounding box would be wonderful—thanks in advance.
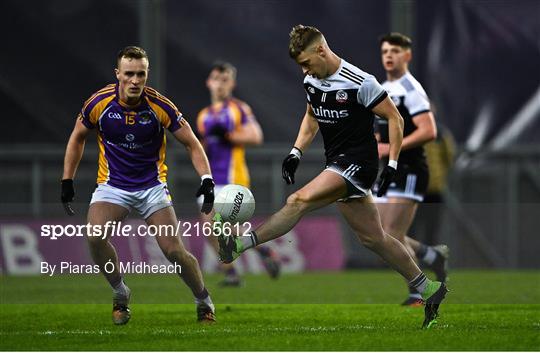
[196,98,250,186]
[79,84,185,191]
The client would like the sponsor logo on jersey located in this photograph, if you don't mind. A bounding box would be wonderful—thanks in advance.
[108,112,123,120]
[321,80,331,87]
[106,139,151,150]
[336,90,348,103]
[138,111,153,125]
[125,134,135,142]
[312,105,349,119]
[308,86,316,94]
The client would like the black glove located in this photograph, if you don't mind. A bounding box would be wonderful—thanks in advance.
[282,147,302,184]
[61,179,76,216]
[376,165,397,197]
[196,177,215,214]
[207,124,229,141]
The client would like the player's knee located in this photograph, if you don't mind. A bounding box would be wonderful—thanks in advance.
[286,192,310,213]
[86,235,107,248]
[381,221,405,242]
[357,232,385,250]
[165,247,193,265]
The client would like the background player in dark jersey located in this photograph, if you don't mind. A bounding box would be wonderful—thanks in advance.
[196,62,280,286]
[61,46,216,324]
[374,33,449,306]
[217,25,447,329]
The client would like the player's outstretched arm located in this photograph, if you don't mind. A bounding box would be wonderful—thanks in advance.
[173,121,215,214]
[282,104,319,184]
[293,104,319,152]
[61,118,91,215]
[372,96,404,162]
[173,121,212,177]
[63,118,91,180]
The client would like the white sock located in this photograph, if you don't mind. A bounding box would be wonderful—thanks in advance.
[409,273,430,294]
[195,295,215,312]
[112,279,129,297]
[422,247,437,265]
[239,231,258,251]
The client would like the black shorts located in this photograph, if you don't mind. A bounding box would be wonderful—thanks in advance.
[325,154,379,200]
[374,163,429,202]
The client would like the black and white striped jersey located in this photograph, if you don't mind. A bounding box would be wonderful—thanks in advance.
[376,71,431,168]
[304,59,387,161]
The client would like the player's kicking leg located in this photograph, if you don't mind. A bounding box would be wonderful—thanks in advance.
[201,209,243,287]
[147,206,215,323]
[216,170,346,263]
[204,208,280,285]
[338,195,448,328]
[217,168,448,328]
[87,202,132,325]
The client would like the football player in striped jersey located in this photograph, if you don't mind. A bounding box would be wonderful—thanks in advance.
[217,25,447,329]
[374,33,449,306]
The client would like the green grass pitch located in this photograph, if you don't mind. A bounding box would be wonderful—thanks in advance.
[1,270,539,351]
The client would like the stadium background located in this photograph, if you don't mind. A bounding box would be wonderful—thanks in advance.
[0,0,539,276]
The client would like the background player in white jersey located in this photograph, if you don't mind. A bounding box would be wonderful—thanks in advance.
[61,46,216,324]
[196,62,280,286]
[374,33,449,306]
[217,25,448,328]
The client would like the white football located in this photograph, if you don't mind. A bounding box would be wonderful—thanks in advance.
[214,184,255,223]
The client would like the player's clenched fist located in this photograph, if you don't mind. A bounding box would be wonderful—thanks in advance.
[282,147,302,185]
[61,179,75,216]
[196,176,215,214]
[376,163,397,197]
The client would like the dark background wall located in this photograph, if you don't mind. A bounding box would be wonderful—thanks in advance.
[0,0,389,145]
[2,0,537,147]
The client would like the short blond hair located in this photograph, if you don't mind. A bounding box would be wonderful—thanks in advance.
[117,46,148,67]
[288,24,323,59]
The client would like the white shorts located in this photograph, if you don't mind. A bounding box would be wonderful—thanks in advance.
[90,183,173,219]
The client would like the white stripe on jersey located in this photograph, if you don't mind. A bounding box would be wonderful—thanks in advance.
[304,59,386,108]
[304,59,369,92]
